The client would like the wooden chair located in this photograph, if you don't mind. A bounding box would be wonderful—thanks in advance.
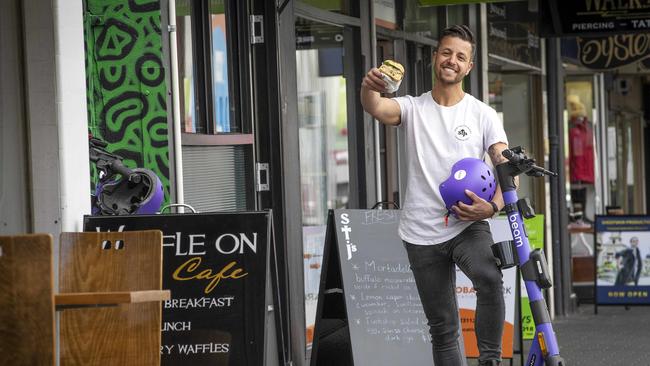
[0,234,55,366]
[58,230,167,366]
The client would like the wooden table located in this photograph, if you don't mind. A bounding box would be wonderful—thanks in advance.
[55,290,170,310]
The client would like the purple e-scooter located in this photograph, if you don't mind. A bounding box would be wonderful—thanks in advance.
[89,135,164,215]
[491,146,566,366]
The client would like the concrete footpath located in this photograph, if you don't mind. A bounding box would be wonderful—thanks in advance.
[468,304,650,366]
[549,304,650,366]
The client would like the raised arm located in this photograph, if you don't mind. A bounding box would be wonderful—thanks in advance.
[360,68,401,126]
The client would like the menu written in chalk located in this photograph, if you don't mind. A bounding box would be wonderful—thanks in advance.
[347,252,427,343]
[84,212,272,366]
[311,209,466,366]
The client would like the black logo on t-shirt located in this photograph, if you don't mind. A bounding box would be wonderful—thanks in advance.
[454,125,471,141]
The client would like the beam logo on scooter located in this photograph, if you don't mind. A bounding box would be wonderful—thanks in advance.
[509,213,524,248]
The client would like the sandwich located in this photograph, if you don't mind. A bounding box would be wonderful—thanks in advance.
[379,60,405,82]
[378,60,404,93]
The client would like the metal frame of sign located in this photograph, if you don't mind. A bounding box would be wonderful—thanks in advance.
[593,215,650,314]
[309,211,353,365]
[83,211,287,366]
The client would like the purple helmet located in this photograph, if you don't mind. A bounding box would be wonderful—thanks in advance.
[439,158,497,213]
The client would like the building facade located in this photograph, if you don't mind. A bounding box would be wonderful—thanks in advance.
[3,0,649,365]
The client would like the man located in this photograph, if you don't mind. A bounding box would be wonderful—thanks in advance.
[615,236,643,286]
[360,25,508,366]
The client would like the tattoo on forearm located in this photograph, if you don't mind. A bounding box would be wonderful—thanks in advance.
[488,145,508,165]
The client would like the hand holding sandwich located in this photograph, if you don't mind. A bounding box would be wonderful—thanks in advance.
[360,60,404,126]
[362,67,389,93]
[362,60,404,93]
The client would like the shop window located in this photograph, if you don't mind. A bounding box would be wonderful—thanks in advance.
[396,0,439,38]
[445,4,465,27]
[487,1,541,69]
[489,73,535,201]
[296,16,353,349]
[297,0,354,16]
[600,76,646,214]
[175,0,253,212]
[607,111,643,213]
[176,0,242,134]
[565,80,596,219]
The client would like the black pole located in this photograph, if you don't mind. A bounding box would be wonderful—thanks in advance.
[545,37,572,316]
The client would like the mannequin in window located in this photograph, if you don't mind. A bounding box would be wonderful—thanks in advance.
[615,236,642,286]
[567,94,595,185]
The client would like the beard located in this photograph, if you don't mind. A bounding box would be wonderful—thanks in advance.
[435,63,465,85]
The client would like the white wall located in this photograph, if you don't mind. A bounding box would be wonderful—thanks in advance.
[22,0,63,235]
[0,0,94,235]
[53,0,91,232]
[0,0,30,234]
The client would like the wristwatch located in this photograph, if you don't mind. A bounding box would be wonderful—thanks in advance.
[489,201,499,215]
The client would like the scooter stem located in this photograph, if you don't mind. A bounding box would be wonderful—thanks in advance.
[496,147,565,366]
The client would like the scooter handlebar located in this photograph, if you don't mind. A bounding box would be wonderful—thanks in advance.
[501,148,520,163]
[501,147,557,177]
[531,165,558,177]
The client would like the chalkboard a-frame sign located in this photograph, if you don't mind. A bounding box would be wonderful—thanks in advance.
[84,211,284,366]
[310,209,466,366]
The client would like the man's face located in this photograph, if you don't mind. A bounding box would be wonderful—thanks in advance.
[434,36,474,85]
[631,238,639,248]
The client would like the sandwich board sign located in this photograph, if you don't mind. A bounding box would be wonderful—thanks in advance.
[84,211,284,366]
[310,209,516,365]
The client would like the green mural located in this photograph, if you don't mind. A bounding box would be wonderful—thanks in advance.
[84,0,170,204]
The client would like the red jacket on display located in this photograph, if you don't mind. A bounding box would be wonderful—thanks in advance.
[568,116,595,184]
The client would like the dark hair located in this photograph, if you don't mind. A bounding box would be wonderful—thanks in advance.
[439,25,476,59]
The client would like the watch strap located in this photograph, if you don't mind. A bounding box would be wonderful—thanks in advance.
[489,201,499,214]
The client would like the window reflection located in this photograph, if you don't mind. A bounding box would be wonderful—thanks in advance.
[176,0,198,133]
[176,0,236,134]
[566,80,596,217]
[608,113,638,212]
[489,73,533,200]
[403,0,439,38]
[296,17,350,350]
[298,0,349,15]
[209,0,232,132]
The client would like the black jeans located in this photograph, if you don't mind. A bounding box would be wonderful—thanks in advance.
[404,221,504,365]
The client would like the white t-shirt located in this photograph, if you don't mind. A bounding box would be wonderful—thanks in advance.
[393,91,508,245]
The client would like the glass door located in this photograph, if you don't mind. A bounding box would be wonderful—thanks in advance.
[174,0,255,212]
[608,111,644,213]
[489,73,535,202]
[295,16,353,351]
